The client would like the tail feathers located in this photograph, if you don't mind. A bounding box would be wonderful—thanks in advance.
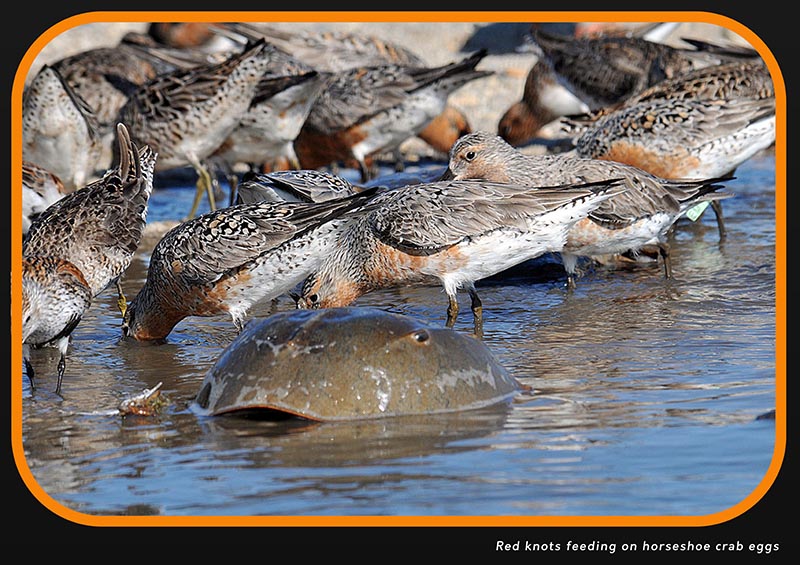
[251,70,319,106]
[676,179,735,207]
[409,49,489,90]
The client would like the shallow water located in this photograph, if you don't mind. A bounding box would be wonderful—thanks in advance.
[18,151,779,518]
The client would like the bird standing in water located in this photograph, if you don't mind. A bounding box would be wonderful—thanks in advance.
[22,255,92,395]
[23,123,157,316]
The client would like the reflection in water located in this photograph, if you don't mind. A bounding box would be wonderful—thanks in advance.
[19,153,777,516]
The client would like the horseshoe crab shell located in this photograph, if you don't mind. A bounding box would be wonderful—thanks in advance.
[193,307,521,421]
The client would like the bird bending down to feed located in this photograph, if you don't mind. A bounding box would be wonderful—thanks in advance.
[22,255,92,395]
[122,187,379,342]
[441,132,733,288]
[296,178,626,338]
[23,123,157,316]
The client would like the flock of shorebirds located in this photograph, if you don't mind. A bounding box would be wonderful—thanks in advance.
[20,22,776,395]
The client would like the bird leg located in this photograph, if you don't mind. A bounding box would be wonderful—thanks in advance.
[357,158,372,183]
[116,280,128,318]
[186,157,217,220]
[446,295,459,328]
[228,173,239,207]
[24,358,36,391]
[658,243,673,279]
[566,274,577,292]
[468,286,484,340]
[55,353,66,396]
[710,200,726,240]
[392,148,406,173]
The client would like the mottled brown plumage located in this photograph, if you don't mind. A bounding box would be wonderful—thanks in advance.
[297,178,624,337]
[117,38,275,218]
[22,255,92,395]
[295,50,491,181]
[23,124,156,305]
[442,132,732,287]
[23,64,104,191]
[122,188,379,342]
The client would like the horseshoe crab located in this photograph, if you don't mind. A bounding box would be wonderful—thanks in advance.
[193,307,522,421]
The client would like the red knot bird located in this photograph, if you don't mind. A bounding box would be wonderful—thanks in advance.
[146,22,221,50]
[215,22,474,162]
[209,58,327,179]
[121,187,379,342]
[50,40,165,138]
[217,22,426,72]
[530,27,760,111]
[294,50,492,182]
[416,105,474,156]
[295,178,625,338]
[234,169,364,205]
[441,131,733,288]
[117,38,275,219]
[498,56,589,146]
[22,64,104,192]
[22,161,68,234]
[570,96,775,238]
[23,123,157,315]
[558,58,773,136]
[558,59,775,237]
[118,30,326,192]
[22,255,92,395]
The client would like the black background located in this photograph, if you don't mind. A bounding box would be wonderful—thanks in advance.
[4,0,792,555]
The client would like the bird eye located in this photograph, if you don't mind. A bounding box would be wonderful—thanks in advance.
[411,330,430,343]
[464,150,477,162]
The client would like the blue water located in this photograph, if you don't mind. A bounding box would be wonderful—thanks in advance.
[18,151,779,519]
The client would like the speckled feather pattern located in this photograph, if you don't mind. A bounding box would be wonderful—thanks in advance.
[220,22,426,72]
[560,59,774,136]
[22,65,103,191]
[532,29,760,110]
[236,170,361,204]
[52,44,162,131]
[123,189,379,340]
[298,178,623,310]
[573,97,776,179]
[118,39,275,171]
[23,124,157,298]
[444,132,732,272]
[22,255,93,393]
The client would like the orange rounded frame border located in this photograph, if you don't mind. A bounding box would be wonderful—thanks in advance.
[9,10,787,528]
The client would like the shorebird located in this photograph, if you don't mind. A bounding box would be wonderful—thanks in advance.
[530,27,760,111]
[22,255,92,395]
[216,22,426,72]
[416,104,473,155]
[116,38,275,219]
[552,59,775,238]
[570,96,775,238]
[497,56,589,146]
[22,64,104,192]
[558,58,774,136]
[441,131,733,288]
[294,50,492,182]
[22,161,68,234]
[234,169,364,205]
[296,178,625,338]
[209,55,328,183]
[121,187,379,342]
[50,41,166,137]
[23,123,157,315]
[214,22,476,162]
